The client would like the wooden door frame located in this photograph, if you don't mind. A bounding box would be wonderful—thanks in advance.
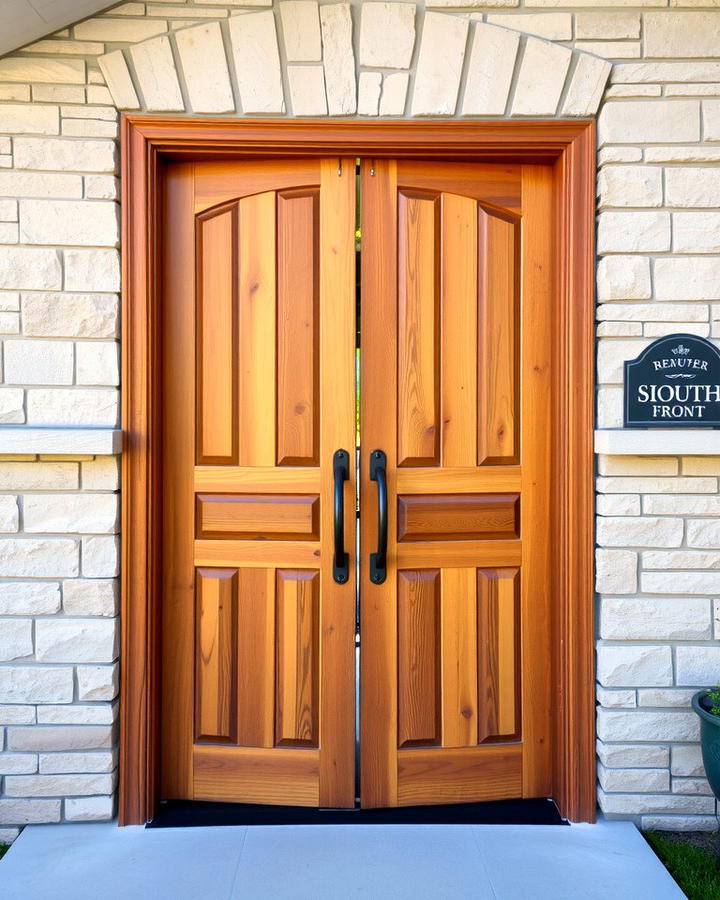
[120,116,596,825]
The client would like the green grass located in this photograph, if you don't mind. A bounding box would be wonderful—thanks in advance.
[0,844,9,861]
[646,831,720,900]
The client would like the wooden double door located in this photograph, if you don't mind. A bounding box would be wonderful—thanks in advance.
[160,156,554,809]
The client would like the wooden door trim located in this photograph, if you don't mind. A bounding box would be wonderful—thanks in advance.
[120,117,596,825]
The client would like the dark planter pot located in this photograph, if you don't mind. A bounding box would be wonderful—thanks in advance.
[692,690,720,799]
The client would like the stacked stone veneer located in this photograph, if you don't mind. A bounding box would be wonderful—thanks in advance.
[0,0,719,840]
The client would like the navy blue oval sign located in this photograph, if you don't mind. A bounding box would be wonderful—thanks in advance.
[624,334,720,428]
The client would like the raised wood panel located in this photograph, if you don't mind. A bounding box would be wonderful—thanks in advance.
[397,744,522,807]
[276,570,319,747]
[477,209,519,466]
[397,161,522,215]
[238,191,277,467]
[195,568,237,743]
[397,191,439,468]
[194,745,319,806]
[196,204,237,465]
[397,570,440,748]
[196,494,319,540]
[440,568,478,749]
[236,567,275,748]
[277,190,319,466]
[195,467,321,494]
[193,159,320,214]
[397,494,520,542]
[441,193,478,468]
[396,539,521,570]
[477,568,520,743]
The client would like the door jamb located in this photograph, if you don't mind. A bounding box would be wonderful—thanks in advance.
[120,117,596,825]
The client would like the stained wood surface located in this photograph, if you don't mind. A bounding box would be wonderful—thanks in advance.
[397,494,519,542]
[196,494,320,540]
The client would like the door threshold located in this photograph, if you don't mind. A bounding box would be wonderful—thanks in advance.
[147,797,567,829]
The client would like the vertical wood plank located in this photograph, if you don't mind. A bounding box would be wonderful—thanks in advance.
[477,209,519,466]
[195,568,237,742]
[236,567,275,748]
[318,158,357,806]
[277,190,319,466]
[197,205,237,464]
[477,568,520,742]
[441,193,478,468]
[398,191,440,467]
[398,570,440,747]
[276,570,319,746]
[440,567,478,749]
[238,191,277,466]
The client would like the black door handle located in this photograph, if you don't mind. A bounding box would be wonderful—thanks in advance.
[370,449,387,584]
[333,449,349,584]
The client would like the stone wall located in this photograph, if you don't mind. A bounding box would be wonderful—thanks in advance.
[0,0,719,840]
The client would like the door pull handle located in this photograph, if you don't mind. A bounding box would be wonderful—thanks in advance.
[333,449,350,584]
[370,449,387,584]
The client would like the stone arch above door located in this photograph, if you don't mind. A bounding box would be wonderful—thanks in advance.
[96,6,611,119]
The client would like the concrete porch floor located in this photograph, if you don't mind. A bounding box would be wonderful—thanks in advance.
[0,817,683,899]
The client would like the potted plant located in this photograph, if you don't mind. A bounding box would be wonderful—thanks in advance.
[692,686,720,798]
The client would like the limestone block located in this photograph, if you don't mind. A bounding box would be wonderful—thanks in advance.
[655,258,720,301]
[683,457,720,476]
[76,664,119,702]
[642,815,718,832]
[674,212,720,254]
[599,790,713,816]
[65,795,115,822]
[645,12,720,58]
[0,171,84,200]
[4,340,73,385]
[37,705,115,725]
[645,495,720,515]
[598,166,662,209]
[0,538,79,578]
[62,120,118,139]
[638,688,697,707]
[76,342,119,387]
[13,138,116,174]
[596,687,636,708]
[97,51,140,111]
[0,582,61,615]
[0,463,78,491]
[287,66,327,116]
[7,725,114,752]
[0,247,61,291]
[687,519,720,548]
[359,2,415,68]
[666,168,720,208]
[0,619,32,661]
[0,798,60,825]
[574,40,640,59]
[643,550,720,570]
[562,54,611,117]
[358,73,382,116]
[81,457,120,491]
[86,86,113,106]
[379,73,409,117]
[27,389,118,427]
[597,709,699,743]
[600,597,711,640]
[461,23,519,116]
[175,23,234,114]
[36,618,118,664]
[4,773,114,797]
[486,13,571,40]
[598,456,678,477]
[0,58,84,84]
[596,549,637,594]
[0,104,58,135]
[33,85,85,103]
[704,100,720,142]
[597,743,669,768]
[0,706,33,725]
[280,1,321,62]
[599,475,714,495]
[85,176,119,201]
[597,339,650,384]
[598,764,669,793]
[229,11,284,114]
[597,386,623,428]
[643,570,720,594]
[672,778,713,796]
[0,666,73,703]
[0,496,19,533]
[597,211,671,253]
[22,294,118,339]
[597,644,672,687]
[598,100,700,145]
[63,580,118,616]
[676,646,720,686]
[64,250,121,292]
[596,494,641,516]
[671,745,705,777]
[411,12,468,116]
[599,303,707,323]
[512,37,571,116]
[129,36,184,112]
[82,536,120,577]
[320,4,356,115]
[24,493,118,535]
[0,754,37,775]
[0,389,24,423]
[39,750,116,774]
[575,13,640,39]
[74,18,167,42]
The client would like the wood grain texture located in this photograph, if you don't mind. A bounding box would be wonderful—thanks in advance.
[396,468,520,494]
[236,567,275,748]
[397,494,519,542]
[477,209,519,466]
[397,191,440,468]
[277,190,319,467]
[396,540,521,570]
[440,568,478,749]
[477,568,520,743]
[398,570,440,748]
[195,568,237,743]
[195,467,320,494]
[276,570,319,747]
[196,494,320,540]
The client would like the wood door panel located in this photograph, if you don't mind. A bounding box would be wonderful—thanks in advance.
[478,568,520,743]
[196,494,320,540]
[397,494,519,542]
[195,568,237,743]
[397,161,522,215]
